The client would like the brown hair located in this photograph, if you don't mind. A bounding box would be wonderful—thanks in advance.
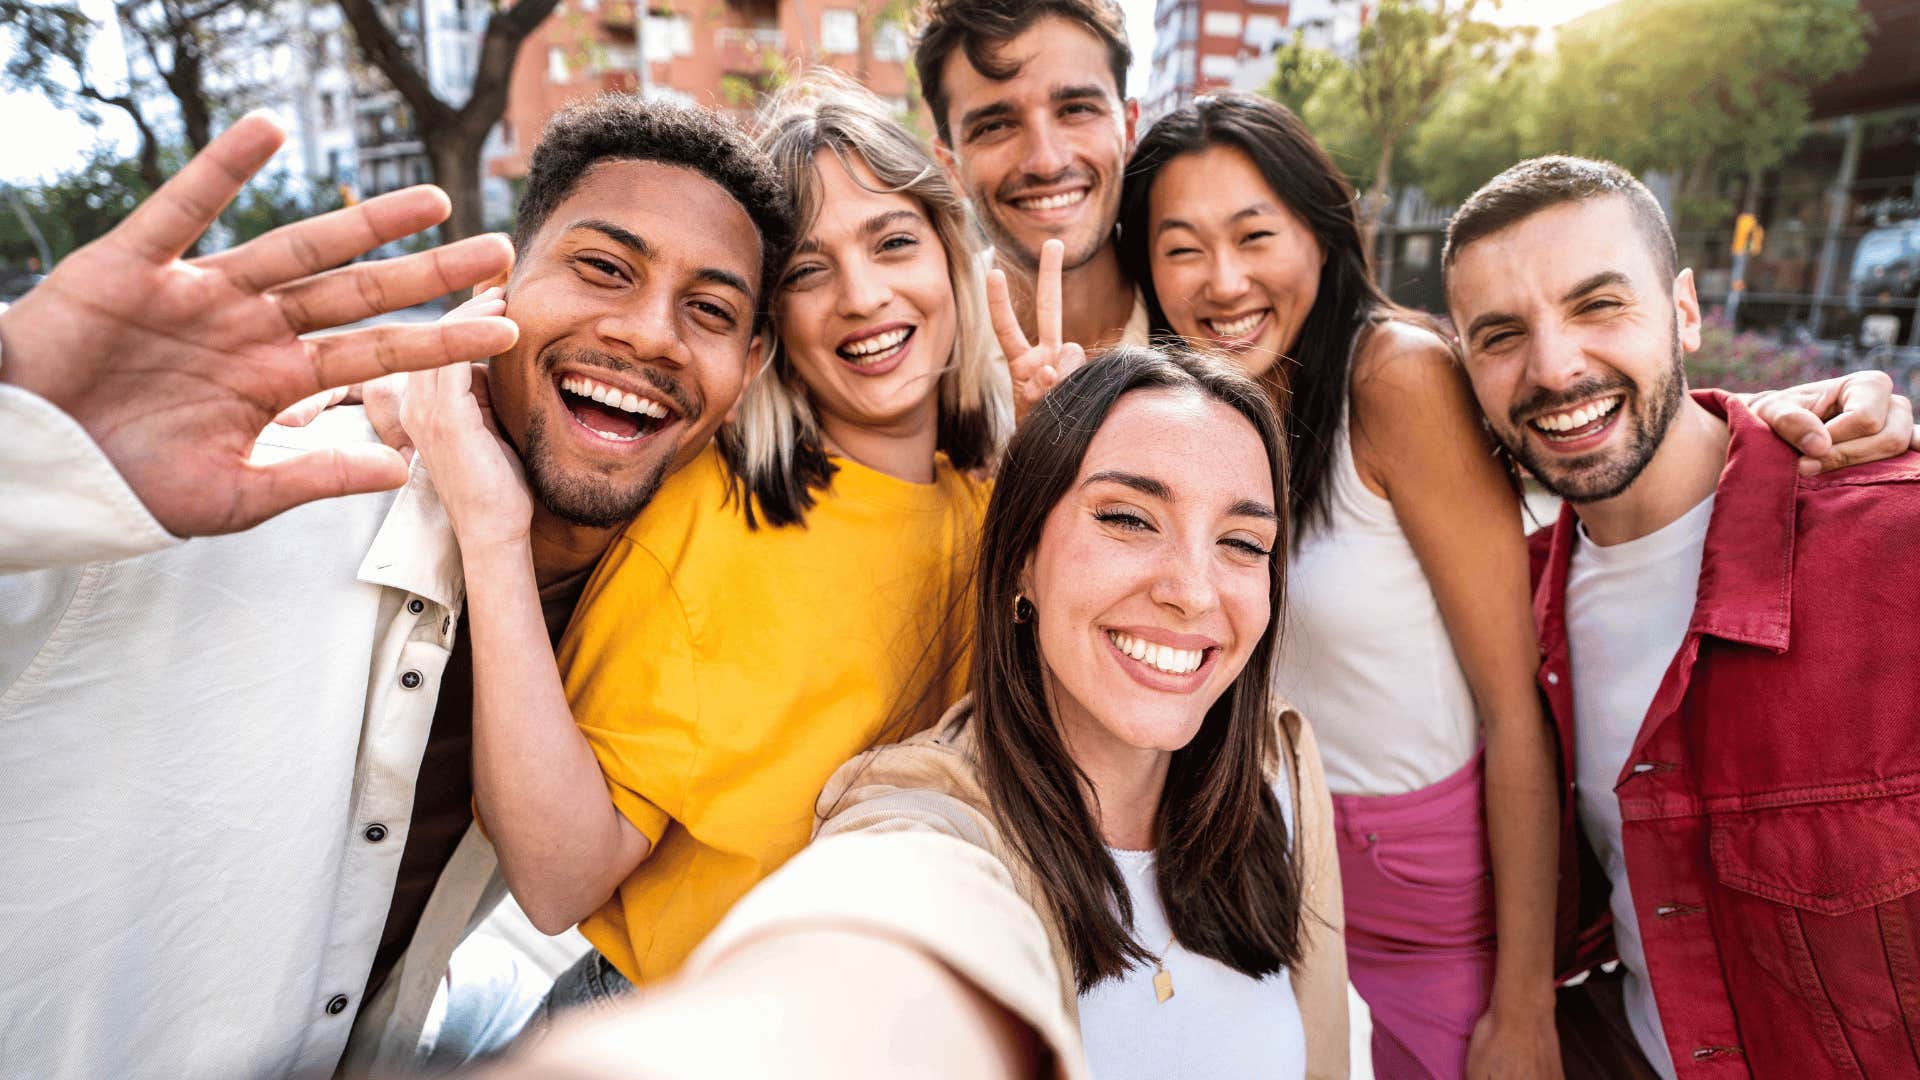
[969,342,1304,991]
[1443,155,1677,282]
[913,0,1131,146]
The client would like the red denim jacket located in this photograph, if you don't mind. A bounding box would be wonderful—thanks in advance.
[1532,390,1920,1078]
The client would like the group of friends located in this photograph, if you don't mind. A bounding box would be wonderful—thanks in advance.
[3,1,1919,1078]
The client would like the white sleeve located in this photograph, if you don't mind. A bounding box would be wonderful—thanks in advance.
[0,383,178,573]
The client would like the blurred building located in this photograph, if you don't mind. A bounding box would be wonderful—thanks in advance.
[1145,0,1373,120]
[488,0,914,187]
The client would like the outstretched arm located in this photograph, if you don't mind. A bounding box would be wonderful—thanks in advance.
[0,112,515,538]
[399,316,651,935]
[1746,370,1916,474]
[1351,328,1562,1080]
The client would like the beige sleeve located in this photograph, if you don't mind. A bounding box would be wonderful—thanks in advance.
[683,828,1088,1080]
[1288,717,1351,1080]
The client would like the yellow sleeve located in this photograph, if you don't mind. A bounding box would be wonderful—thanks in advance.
[558,537,700,846]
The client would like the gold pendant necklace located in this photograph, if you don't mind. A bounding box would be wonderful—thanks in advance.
[1151,931,1178,1003]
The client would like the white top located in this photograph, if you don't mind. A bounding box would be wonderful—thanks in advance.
[1078,773,1305,1080]
[1274,410,1483,795]
[0,383,466,1080]
[1566,493,1716,1080]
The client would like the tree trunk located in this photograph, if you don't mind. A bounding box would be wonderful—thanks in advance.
[1364,133,1399,281]
[429,131,487,245]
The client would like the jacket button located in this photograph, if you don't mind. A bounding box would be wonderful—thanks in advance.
[363,823,388,843]
[325,994,349,1015]
[408,598,426,614]
[400,670,422,689]
[1546,671,1560,685]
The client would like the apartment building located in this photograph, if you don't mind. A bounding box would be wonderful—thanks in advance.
[1145,0,1372,120]
[489,0,913,184]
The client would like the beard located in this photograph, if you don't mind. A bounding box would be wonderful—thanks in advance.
[1504,328,1686,504]
[982,168,1117,273]
[515,409,678,529]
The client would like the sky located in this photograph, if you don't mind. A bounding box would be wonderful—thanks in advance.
[0,0,1612,186]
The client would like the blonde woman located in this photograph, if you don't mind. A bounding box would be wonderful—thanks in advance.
[402,75,1010,1020]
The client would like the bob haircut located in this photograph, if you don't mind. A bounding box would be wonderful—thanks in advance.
[969,342,1304,990]
[722,70,1010,528]
[1118,92,1433,539]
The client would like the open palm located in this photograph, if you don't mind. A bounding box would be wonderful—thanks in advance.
[0,112,516,537]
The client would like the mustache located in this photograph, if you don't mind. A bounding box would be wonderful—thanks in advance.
[1509,374,1631,428]
[542,344,701,421]
[995,165,1098,204]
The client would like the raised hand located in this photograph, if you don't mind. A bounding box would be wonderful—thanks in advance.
[1746,370,1918,475]
[988,238,1087,423]
[399,288,534,554]
[0,112,517,537]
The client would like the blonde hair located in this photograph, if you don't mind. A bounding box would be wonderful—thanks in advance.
[720,69,1011,527]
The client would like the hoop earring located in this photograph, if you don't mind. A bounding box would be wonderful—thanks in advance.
[1012,593,1035,624]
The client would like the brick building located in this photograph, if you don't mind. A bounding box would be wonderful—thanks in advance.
[1145,0,1372,120]
[489,0,914,185]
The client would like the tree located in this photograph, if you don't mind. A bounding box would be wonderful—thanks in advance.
[1,1,167,191]
[0,147,153,267]
[1532,0,1868,227]
[116,0,285,154]
[1403,54,1546,205]
[336,0,564,241]
[1269,0,1521,240]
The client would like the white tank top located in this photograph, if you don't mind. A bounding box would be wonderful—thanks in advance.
[1273,408,1481,795]
[1078,773,1305,1079]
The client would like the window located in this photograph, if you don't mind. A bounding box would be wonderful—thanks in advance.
[549,46,570,83]
[643,13,693,59]
[1245,15,1284,50]
[873,21,909,62]
[821,9,859,55]
[1202,11,1242,37]
[1200,53,1237,79]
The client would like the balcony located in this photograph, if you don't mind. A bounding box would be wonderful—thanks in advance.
[717,26,785,75]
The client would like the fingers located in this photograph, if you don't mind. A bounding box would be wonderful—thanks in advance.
[1058,341,1087,382]
[115,112,286,264]
[985,267,1031,360]
[1803,392,1914,475]
[1818,370,1894,447]
[1036,238,1064,349]
[272,384,351,427]
[303,314,518,398]
[272,234,515,334]
[201,185,455,293]
[445,285,507,321]
[361,372,414,459]
[232,443,413,529]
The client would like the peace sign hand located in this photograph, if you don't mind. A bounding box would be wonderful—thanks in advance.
[988,238,1088,423]
[0,112,517,538]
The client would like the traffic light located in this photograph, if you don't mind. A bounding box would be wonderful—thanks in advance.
[1731,213,1764,256]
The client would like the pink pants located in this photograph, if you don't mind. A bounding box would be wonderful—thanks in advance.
[1333,753,1496,1080]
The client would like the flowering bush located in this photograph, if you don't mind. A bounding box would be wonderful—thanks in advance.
[1686,310,1843,392]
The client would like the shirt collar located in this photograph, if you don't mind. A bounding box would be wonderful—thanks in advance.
[355,459,465,613]
[1687,388,1795,653]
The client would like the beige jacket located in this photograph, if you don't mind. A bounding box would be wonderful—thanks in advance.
[692,697,1349,1080]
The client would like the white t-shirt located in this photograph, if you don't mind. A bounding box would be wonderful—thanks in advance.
[1566,493,1716,1080]
[1077,775,1305,1079]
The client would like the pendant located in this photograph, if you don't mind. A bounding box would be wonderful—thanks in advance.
[1153,967,1174,1003]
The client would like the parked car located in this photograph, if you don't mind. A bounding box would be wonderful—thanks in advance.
[1847,220,1920,345]
[0,269,44,304]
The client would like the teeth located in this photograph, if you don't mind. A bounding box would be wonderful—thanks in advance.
[559,374,670,419]
[1107,631,1205,676]
[1013,189,1087,211]
[1207,311,1266,338]
[841,327,911,360]
[1533,395,1620,434]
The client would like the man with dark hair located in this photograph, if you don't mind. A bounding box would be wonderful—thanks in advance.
[914,0,1146,367]
[1445,155,1920,1079]
[0,96,790,1079]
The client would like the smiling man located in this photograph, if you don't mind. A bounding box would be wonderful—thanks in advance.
[0,97,790,1080]
[1445,156,1920,1080]
[916,0,1147,358]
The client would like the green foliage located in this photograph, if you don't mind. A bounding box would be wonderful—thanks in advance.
[225,170,345,246]
[1404,55,1547,205]
[1266,34,1340,118]
[0,147,153,267]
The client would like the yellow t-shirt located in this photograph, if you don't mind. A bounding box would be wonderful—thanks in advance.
[557,444,988,984]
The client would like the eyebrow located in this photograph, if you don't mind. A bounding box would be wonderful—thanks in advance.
[567,218,756,301]
[1083,471,1279,523]
[957,83,1111,135]
[1155,201,1284,238]
[793,209,925,256]
[1464,269,1635,343]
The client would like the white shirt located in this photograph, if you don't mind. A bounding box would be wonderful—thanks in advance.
[1077,775,1305,1080]
[1566,493,1716,1080]
[1275,409,1484,795]
[0,383,465,1079]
